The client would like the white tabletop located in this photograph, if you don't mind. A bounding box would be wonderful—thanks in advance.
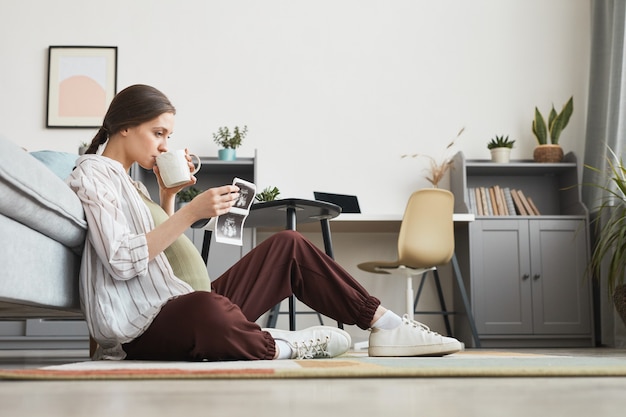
[333,213,475,222]
[287,212,474,233]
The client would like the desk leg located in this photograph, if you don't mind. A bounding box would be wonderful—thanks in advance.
[266,306,279,328]
[320,219,334,259]
[288,295,296,331]
[320,218,343,329]
[201,230,212,264]
[286,206,297,330]
[286,207,296,231]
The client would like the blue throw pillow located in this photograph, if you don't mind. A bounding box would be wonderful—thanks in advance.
[30,150,79,181]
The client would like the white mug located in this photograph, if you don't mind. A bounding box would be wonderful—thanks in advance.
[156,150,201,188]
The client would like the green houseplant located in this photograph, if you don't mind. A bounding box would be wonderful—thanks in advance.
[78,142,89,155]
[487,135,515,163]
[177,186,202,207]
[213,125,248,161]
[587,148,626,326]
[531,96,573,162]
[255,186,281,202]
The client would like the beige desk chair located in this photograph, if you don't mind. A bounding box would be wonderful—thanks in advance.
[358,188,480,346]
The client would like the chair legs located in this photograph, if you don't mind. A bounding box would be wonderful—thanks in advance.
[414,269,453,336]
[406,274,414,319]
[412,263,481,348]
[450,255,481,348]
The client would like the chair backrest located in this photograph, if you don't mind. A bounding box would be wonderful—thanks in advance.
[397,188,455,268]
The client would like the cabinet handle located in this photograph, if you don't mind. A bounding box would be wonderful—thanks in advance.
[522,274,530,280]
[533,274,541,280]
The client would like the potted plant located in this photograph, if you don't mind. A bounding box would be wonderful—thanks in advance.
[78,142,89,155]
[402,127,464,188]
[531,96,573,163]
[586,148,626,326]
[177,186,202,209]
[255,186,281,202]
[213,125,248,161]
[487,135,515,163]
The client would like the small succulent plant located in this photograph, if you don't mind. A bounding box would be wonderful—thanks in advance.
[487,135,515,150]
[255,186,281,202]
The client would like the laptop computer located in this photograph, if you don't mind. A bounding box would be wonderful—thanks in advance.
[313,191,361,213]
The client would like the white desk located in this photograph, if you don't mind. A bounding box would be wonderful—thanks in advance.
[294,213,474,233]
[334,213,475,221]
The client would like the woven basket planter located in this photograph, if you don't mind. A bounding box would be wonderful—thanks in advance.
[533,145,564,163]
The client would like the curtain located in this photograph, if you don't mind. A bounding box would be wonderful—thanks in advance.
[583,0,626,210]
[584,0,626,347]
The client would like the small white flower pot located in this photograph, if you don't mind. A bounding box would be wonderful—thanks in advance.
[490,147,511,163]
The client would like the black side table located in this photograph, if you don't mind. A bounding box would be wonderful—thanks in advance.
[246,199,341,330]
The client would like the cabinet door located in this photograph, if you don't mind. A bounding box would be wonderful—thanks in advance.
[529,219,591,334]
[471,219,533,334]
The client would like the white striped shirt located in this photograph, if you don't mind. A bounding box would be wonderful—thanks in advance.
[67,155,193,360]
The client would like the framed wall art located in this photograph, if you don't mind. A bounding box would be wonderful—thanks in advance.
[46,46,117,128]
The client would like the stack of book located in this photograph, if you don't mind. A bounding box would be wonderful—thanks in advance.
[468,186,540,216]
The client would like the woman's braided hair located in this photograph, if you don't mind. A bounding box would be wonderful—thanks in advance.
[84,84,176,154]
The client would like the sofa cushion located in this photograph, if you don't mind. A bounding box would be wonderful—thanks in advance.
[30,150,80,181]
[0,135,86,252]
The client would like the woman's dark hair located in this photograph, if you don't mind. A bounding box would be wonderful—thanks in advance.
[85,84,176,154]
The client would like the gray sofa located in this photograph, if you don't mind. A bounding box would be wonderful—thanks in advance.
[0,135,86,319]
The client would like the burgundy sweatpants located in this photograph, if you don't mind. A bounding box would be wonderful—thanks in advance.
[122,230,380,361]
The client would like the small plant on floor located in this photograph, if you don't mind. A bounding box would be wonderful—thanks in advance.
[255,186,281,202]
[585,148,626,326]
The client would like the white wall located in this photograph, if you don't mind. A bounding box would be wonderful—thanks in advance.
[0,0,591,216]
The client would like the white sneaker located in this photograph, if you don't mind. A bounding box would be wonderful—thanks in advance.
[263,326,352,359]
[368,314,463,357]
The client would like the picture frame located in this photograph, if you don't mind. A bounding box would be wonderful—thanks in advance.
[46,46,117,128]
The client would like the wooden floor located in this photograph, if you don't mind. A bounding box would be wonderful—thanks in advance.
[1,348,626,417]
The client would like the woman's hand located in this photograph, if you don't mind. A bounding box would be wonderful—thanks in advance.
[187,185,240,220]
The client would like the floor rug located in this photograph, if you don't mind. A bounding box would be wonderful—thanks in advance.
[2,351,626,380]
